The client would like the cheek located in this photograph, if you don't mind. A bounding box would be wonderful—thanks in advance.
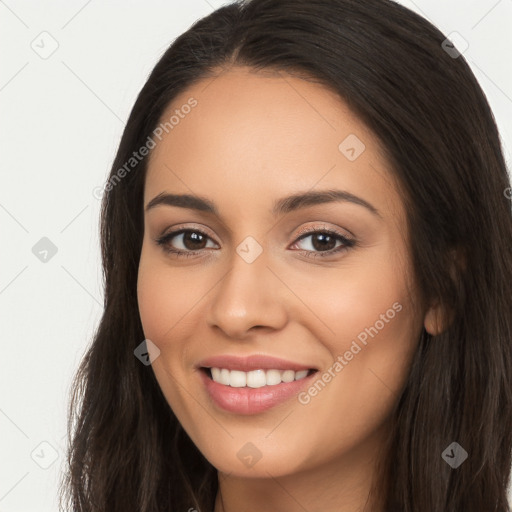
[294,246,419,413]
[289,287,418,469]
[136,253,196,413]
[291,254,412,347]
[137,263,167,342]
[136,249,194,344]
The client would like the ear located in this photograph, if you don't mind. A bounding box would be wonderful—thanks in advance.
[423,248,464,336]
[423,301,450,335]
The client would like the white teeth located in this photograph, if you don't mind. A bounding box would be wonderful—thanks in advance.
[294,370,308,380]
[266,369,282,386]
[211,367,221,382]
[208,367,312,387]
[281,370,295,383]
[229,370,247,387]
[246,369,267,388]
[220,368,230,386]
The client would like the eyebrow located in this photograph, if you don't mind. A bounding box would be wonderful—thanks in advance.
[145,189,381,218]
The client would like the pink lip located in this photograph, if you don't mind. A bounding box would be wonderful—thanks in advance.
[199,368,317,415]
[197,354,316,372]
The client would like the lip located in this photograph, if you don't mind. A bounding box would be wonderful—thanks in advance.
[199,367,318,415]
[196,354,317,372]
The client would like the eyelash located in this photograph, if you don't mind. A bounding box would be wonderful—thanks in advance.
[155,225,356,260]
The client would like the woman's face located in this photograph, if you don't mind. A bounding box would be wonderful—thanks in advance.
[137,66,426,478]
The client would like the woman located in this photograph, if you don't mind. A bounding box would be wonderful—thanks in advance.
[59,0,512,511]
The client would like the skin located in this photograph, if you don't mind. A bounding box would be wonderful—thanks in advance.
[137,66,444,512]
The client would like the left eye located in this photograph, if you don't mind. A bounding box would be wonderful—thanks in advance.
[292,230,354,254]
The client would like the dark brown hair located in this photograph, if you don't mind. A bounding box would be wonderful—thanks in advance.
[59,0,512,510]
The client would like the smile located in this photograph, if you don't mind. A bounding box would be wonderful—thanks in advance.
[204,367,315,388]
[198,363,319,415]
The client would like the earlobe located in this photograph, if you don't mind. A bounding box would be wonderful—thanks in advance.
[423,304,445,335]
[423,300,453,335]
[424,248,464,336]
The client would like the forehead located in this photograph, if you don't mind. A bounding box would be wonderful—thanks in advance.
[144,66,403,223]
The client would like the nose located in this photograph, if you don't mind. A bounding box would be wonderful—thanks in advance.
[206,245,288,340]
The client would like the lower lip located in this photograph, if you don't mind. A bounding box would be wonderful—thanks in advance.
[199,369,316,415]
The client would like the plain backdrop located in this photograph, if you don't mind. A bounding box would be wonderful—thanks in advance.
[1,0,511,510]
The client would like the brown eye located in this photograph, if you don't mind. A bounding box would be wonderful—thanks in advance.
[299,232,338,251]
[155,229,218,256]
[291,228,356,259]
[180,231,208,250]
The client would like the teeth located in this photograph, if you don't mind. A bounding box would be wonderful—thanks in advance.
[294,370,309,380]
[266,369,282,386]
[230,370,246,388]
[246,369,266,388]
[209,367,311,387]
[281,370,295,383]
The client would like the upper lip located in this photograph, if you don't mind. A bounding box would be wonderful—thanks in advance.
[197,354,318,372]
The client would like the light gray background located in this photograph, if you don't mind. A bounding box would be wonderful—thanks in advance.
[1,1,511,510]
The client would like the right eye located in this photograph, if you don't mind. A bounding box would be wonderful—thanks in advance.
[155,228,219,258]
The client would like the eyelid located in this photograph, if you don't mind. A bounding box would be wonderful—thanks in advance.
[160,223,219,243]
[293,222,355,241]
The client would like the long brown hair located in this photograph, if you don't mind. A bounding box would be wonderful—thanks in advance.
[59,0,512,510]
